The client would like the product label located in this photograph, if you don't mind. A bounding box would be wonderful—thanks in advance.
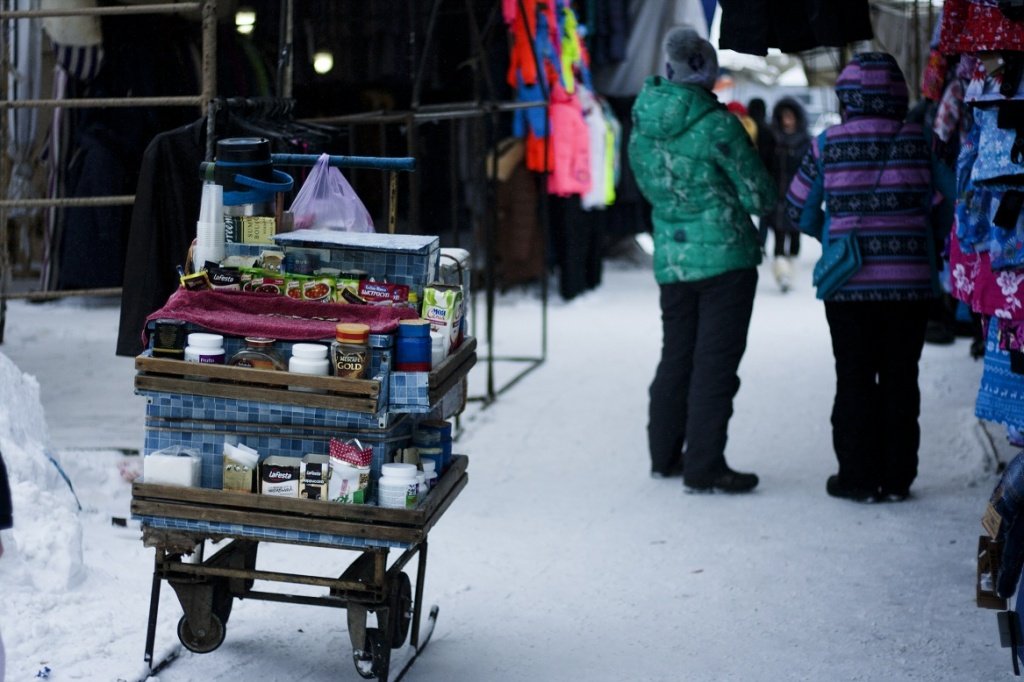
[300,456,329,500]
[358,280,410,304]
[333,350,368,377]
[260,457,300,497]
[327,461,368,504]
[422,284,464,353]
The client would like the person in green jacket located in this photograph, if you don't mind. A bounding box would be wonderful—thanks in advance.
[630,26,776,493]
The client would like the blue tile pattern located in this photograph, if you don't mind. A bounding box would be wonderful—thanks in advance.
[271,231,440,297]
[140,391,411,488]
[134,515,412,550]
[389,371,432,412]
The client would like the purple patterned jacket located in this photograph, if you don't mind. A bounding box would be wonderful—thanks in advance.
[786,52,954,301]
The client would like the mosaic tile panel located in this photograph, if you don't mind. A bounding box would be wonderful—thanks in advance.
[272,231,440,295]
[140,391,411,488]
[389,371,431,412]
[135,515,411,550]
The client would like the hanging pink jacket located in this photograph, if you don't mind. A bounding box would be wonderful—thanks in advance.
[546,83,591,196]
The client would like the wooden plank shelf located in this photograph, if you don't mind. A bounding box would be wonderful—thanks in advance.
[133,455,469,544]
[135,335,477,414]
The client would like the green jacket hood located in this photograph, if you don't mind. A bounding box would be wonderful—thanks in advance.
[631,76,719,140]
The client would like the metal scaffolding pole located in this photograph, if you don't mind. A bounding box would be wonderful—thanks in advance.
[0,0,217,343]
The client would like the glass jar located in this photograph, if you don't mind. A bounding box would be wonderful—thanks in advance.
[228,337,286,370]
[331,323,370,379]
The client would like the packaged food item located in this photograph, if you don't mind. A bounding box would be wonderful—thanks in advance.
[300,454,330,500]
[334,271,368,304]
[422,283,464,353]
[179,266,211,291]
[228,337,286,370]
[327,438,372,504]
[223,442,259,493]
[207,266,242,290]
[225,215,276,244]
[151,319,188,359]
[302,276,334,302]
[358,280,410,305]
[143,446,200,487]
[260,456,300,497]
[284,274,307,300]
[327,462,368,504]
[240,268,287,295]
[331,323,370,379]
[260,248,285,272]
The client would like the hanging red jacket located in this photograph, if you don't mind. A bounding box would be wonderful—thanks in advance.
[506,0,559,87]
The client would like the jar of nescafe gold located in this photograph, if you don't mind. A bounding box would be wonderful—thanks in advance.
[331,323,370,379]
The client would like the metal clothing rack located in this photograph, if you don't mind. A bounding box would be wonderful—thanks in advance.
[308,0,550,407]
[0,0,218,342]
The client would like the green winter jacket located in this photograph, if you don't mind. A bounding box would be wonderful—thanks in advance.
[629,76,776,284]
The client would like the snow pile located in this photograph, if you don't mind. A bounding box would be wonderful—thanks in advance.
[0,351,84,591]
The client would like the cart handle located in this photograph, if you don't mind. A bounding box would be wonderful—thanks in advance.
[270,154,416,172]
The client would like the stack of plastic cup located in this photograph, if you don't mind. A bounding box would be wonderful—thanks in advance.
[193,182,225,270]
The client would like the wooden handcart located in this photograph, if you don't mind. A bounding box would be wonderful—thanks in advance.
[132,455,467,681]
[131,337,475,679]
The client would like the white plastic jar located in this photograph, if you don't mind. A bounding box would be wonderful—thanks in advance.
[184,332,225,364]
[430,331,446,368]
[421,459,438,491]
[377,463,419,509]
[288,343,330,375]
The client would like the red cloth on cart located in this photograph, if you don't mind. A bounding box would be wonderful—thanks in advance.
[142,288,419,348]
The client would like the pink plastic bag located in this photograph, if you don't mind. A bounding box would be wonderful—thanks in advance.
[288,153,374,232]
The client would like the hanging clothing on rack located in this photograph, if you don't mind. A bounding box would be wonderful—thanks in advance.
[717,0,873,56]
[115,100,349,357]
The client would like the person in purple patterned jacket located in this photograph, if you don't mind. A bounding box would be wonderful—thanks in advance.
[786,52,955,503]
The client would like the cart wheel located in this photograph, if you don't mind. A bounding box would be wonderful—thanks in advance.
[389,572,412,648]
[353,627,388,679]
[177,613,226,654]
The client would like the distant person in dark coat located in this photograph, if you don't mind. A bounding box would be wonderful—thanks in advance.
[765,97,811,292]
[747,97,776,174]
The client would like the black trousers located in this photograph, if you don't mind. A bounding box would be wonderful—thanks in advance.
[824,300,930,493]
[648,268,758,484]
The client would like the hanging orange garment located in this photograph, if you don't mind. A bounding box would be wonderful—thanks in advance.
[506,0,559,87]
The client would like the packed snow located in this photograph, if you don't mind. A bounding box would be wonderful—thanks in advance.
[0,249,1014,681]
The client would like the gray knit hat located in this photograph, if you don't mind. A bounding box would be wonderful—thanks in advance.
[664,26,718,90]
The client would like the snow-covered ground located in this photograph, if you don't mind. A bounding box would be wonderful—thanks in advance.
[0,246,1013,681]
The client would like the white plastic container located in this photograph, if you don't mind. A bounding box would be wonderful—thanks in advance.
[289,343,330,375]
[421,459,438,491]
[416,471,427,502]
[289,343,329,393]
[377,462,419,509]
[430,331,446,368]
[143,450,200,487]
[184,333,225,364]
